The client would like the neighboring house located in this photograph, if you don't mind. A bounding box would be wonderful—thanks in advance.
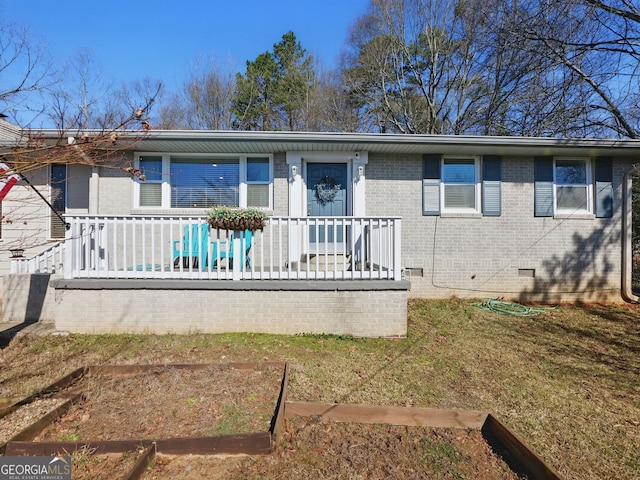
[0,115,21,145]
[2,130,639,335]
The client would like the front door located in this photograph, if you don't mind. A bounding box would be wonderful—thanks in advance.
[307,163,348,252]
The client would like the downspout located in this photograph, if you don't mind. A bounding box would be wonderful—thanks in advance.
[621,164,639,303]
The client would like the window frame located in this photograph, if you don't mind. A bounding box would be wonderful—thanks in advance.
[134,153,274,210]
[440,156,481,214]
[137,155,164,208]
[553,157,593,215]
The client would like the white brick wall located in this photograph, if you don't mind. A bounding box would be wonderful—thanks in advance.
[366,153,631,303]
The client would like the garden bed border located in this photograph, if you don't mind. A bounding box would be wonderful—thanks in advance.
[1,364,561,480]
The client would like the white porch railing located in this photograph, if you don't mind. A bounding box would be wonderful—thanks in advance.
[10,241,66,274]
[13,215,402,281]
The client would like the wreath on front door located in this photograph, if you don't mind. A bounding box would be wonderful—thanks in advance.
[315,175,341,205]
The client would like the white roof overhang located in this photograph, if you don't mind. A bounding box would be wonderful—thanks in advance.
[42,129,640,158]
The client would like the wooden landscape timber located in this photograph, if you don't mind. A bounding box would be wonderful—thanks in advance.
[481,414,561,480]
[0,364,561,480]
[284,401,489,428]
[285,401,562,480]
[1,362,288,459]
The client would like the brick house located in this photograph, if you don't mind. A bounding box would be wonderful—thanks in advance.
[2,130,639,335]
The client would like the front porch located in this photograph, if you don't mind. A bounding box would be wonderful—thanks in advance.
[13,215,402,281]
[4,215,409,337]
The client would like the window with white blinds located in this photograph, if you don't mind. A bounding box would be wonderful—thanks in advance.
[139,156,162,207]
[423,154,501,217]
[441,157,480,212]
[554,158,591,213]
[171,157,239,208]
[135,154,272,209]
[246,157,270,208]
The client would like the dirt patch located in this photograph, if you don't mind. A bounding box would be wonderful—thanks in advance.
[69,446,146,480]
[142,416,521,479]
[2,364,524,479]
[33,364,283,442]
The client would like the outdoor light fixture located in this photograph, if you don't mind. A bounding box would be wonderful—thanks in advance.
[357,165,365,180]
[290,165,298,181]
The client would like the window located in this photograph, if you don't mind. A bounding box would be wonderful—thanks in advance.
[134,154,273,209]
[139,156,162,207]
[535,156,612,217]
[422,154,501,216]
[554,158,591,213]
[441,158,479,211]
[172,157,239,208]
[246,157,270,207]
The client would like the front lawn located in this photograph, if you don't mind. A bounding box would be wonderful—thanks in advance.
[1,298,638,479]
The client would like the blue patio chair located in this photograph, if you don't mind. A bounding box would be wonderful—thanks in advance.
[172,224,209,270]
[212,229,253,270]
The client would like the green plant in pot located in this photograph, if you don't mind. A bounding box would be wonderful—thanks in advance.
[207,206,269,231]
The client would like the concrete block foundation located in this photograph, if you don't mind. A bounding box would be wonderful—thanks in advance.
[3,275,410,338]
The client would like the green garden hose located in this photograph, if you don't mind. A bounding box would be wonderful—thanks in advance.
[470,298,557,316]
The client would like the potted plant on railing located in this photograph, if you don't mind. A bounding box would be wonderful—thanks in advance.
[206,206,269,231]
[207,207,269,271]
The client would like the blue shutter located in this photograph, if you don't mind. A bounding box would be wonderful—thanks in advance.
[422,154,441,215]
[595,157,613,218]
[534,157,553,217]
[482,156,501,216]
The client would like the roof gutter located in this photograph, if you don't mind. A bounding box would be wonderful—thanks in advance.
[622,164,640,303]
[34,128,640,148]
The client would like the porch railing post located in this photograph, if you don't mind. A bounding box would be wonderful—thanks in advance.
[64,217,75,279]
[232,229,242,281]
[393,218,402,281]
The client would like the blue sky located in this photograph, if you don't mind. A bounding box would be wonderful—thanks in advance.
[1,0,370,94]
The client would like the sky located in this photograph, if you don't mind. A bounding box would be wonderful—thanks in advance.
[2,0,370,96]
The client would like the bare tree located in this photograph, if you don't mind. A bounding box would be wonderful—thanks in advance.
[0,21,55,124]
[46,48,112,130]
[308,68,361,132]
[342,0,508,134]
[104,77,164,130]
[504,0,640,138]
[0,22,160,192]
[156,57,235,130]
[340,0,640,137]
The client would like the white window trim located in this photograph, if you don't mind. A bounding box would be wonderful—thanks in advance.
[553,157,592,215]
[134,152,274,210]
[440,156,481,214]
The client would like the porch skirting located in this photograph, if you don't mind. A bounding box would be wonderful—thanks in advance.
[3,274,410,338]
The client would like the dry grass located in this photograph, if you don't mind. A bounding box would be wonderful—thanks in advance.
[1,298,638,479]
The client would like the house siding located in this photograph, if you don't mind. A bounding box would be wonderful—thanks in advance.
[367,153,629,303]
[0,167,53,275]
